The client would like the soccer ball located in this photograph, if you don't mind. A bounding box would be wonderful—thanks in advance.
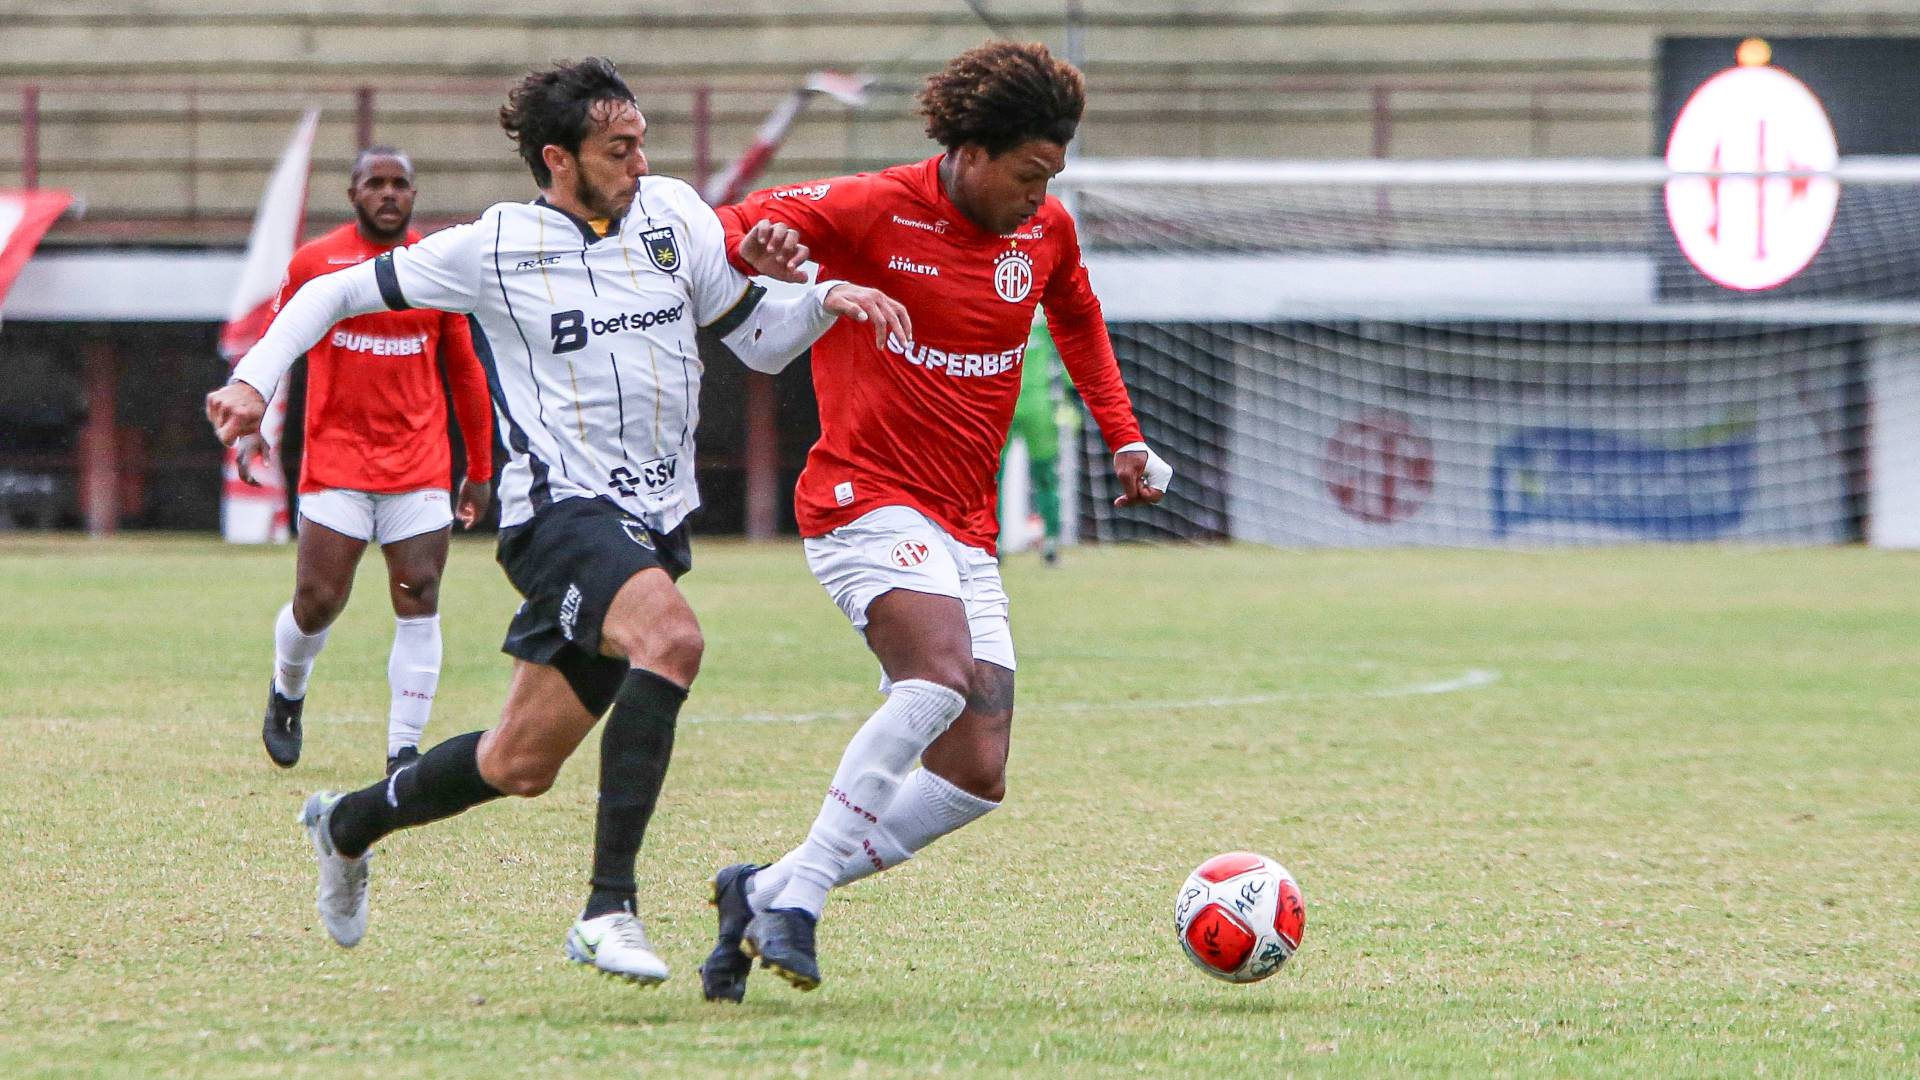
[1173,851,1306,983]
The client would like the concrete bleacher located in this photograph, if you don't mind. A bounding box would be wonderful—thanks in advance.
[0,1,1906,241]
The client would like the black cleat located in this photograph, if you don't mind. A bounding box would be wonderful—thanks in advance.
[741,907,821,992]
[385,745,420,777]
[262,683,304,768]
[699,863,762,1003]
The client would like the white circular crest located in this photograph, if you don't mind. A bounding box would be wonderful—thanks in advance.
[993,250,1034,303]
[1664,64,1839,291]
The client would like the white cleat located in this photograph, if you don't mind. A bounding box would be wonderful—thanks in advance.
[299,792,370,948]
[565,912,669,985]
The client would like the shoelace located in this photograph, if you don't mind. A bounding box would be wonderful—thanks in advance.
[609,915,652,951]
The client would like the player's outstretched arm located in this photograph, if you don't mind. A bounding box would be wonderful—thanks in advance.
[715,281,911,375]
[206,263,389,446]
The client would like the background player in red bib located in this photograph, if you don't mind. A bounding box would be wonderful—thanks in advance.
[240,145,493,775]
[699,41,1174,998]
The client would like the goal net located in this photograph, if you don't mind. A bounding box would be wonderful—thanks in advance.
[1051,158,1920,547]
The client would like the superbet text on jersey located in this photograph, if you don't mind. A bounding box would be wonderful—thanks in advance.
[718,157,1142,553]
[374,177,767,534]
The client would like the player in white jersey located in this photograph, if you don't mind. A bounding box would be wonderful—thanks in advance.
[204,58,909,984]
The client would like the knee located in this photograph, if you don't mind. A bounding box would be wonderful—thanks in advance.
[477,739,561,797]
[937,751,1008,803]
[487,755,560,798]
[654,621,704,684]
[393,570,441,612]
[929,715,1012,803]
[292,580,349,627]
[607,614,703,686]
[910,658,973,699]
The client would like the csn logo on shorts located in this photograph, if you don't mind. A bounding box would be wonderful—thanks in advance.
[889,540,931,568]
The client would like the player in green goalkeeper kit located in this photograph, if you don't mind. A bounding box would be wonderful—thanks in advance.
[1000,318,1075,563]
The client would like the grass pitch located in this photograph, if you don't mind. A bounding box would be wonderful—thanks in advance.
[1,535,1916,1078]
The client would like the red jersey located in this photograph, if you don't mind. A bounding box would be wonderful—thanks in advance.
[271,223,492,495]
[718,156,1141,552]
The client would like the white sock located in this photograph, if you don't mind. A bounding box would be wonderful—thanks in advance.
[386,614,442,755]
[748,767,999,914]
[273,602,330,700]
[767,679,965,918]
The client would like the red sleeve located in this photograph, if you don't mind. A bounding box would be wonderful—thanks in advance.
[1042,211,1142,451]
[715,176,872,276]
[439,310,494,482]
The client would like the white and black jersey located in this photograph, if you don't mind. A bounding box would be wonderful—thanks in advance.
[369,177,770,531]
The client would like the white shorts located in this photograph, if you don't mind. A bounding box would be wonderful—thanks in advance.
[804,505,1015,672]
[298,487,452,545]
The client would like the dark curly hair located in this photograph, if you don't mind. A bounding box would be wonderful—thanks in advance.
[498,58,635,187]
[919,41,1085,156]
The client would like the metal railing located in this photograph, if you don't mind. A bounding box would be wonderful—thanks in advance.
[6,74,1647,230]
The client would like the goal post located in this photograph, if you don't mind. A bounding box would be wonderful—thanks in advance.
[1050,156,1920,547]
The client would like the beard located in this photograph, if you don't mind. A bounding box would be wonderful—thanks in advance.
[354,202,410,243]
[574,172,633,222]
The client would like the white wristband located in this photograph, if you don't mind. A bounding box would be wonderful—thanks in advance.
[1115,441,1174,493]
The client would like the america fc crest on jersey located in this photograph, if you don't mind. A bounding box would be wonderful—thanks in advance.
[641,226,680,272]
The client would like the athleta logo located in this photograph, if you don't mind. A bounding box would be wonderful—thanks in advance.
[887,255,939,277]
[827,785,879,824]
[550,303,685,354]
[329,331,428,356]
[885,334,1026,379]
[994,249,1034,303]
[514,254,562,271]
[891,214,949,234]
[774,183,831,201]
[890,539,930,568]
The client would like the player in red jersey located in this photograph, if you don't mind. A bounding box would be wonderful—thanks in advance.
[699,41,1174,998]
[241,146,493,775]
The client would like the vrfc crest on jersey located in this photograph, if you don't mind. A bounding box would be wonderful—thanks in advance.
[641,226,680,272]
[994,249,1034,303]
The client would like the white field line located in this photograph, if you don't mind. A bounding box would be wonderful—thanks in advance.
[687,668,1499,725]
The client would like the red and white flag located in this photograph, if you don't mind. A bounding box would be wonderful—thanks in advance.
[702,72,872,206]
[0,189,73,314]
[220,109,319,544]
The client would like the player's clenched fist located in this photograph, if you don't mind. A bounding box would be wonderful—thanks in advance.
[738,219,811,283]
[823,284,913,349]
[205,381,267,447]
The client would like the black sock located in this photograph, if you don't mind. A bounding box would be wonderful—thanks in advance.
[329,730,502,858]
[582,669,686,919]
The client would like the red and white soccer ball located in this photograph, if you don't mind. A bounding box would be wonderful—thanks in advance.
[1174,851,1306,983]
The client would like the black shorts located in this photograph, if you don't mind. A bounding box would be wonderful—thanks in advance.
[495,496,692,714]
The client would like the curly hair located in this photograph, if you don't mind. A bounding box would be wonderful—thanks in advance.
[919,41,1085,156]
[498,58,635,187]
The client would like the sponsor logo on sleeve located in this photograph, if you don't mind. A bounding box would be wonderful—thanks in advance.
[774,183,833,201]
[834,481,855,506]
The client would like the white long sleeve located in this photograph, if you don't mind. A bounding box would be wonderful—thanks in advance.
[229,261,388,402]
[718,278,844,374]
